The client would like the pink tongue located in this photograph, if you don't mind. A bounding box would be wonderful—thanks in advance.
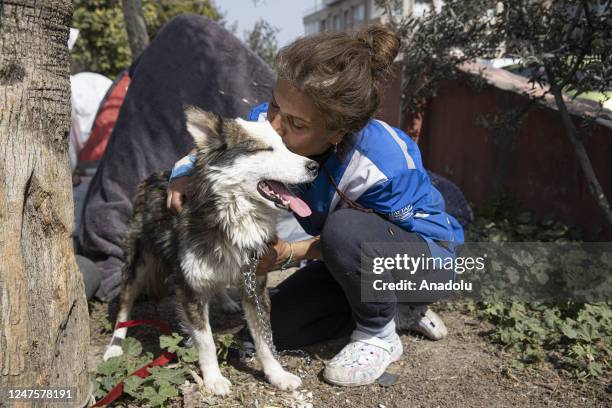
[265,181,312,217]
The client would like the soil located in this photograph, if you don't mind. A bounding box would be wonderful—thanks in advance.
[88,269,611,408]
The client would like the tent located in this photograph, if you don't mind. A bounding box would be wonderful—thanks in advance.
[78,71,131,167]
[69,72,113,170]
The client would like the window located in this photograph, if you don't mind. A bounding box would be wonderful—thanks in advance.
[305,21,318,36]
[333,14,341,31]
[343,9,351,28]
[319,18,326,32]
[353,3,365,23]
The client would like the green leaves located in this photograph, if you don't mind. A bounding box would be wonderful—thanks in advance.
[123,375,145,397]
[123,337,143,357]
[160,332,200,362]
[148,366,190,386]
[178,346,200,363]
[93,329,241,406]
[476,300,611,379]
[159,332,183,353]
[93,334,188,407]
[72,0,222,78]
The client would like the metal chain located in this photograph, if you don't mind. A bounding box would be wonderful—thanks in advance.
[242,252,280,360]
[242,252,313,366]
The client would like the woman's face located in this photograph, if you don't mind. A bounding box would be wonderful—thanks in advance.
[267,79,344,157]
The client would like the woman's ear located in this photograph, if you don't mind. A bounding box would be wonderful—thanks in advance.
[329,129,347,146]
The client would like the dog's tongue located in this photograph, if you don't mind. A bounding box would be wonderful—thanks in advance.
[265,180,312,217]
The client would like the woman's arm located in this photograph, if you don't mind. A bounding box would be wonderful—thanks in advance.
[256,236,321,275]
[291,236,321,261]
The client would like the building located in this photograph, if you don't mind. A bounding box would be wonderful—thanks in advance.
[303,0,443,36]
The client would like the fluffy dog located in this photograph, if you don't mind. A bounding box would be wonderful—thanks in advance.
[103,107,318,395]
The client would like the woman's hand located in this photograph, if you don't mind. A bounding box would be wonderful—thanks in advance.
[166,148,198,213]
[255,238,292,276]
[255,236,321,276]
[166,176,192,214]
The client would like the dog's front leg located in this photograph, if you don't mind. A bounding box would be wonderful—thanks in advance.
[178,288,231,396]
[241,278,302,391]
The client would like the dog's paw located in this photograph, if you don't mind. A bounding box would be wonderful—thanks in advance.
[220,298,241,314]
[103,345,124,361]
[267,369,302,391]
[204,375,232,396]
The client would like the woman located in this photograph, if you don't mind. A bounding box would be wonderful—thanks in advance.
[167,25,464,387]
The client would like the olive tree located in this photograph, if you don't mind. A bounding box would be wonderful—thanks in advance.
[379,0,612,226]
[0,1,90,405]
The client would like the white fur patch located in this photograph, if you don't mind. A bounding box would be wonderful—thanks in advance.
[234,118,315,186]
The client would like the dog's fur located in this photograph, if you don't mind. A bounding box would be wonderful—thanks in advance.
[103,107,318,395]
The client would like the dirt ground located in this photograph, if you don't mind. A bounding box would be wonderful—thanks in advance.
[88,270,611,408]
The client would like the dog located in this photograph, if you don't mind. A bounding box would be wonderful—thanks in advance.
[103,107,318,396]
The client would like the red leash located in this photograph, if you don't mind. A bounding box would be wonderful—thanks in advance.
[91,320,177,407]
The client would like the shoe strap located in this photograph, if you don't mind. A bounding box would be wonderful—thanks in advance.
[350,330,393,353]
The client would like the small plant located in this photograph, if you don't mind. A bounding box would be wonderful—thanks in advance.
[461,199,612,380]
[98,314,113,334]
[92,331,239,406]
[473,300,611,379]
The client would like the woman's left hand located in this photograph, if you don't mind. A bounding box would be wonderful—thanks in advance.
[256,237,292,276]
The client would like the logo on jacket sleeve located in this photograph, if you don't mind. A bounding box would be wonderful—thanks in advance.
[386,204,414,222]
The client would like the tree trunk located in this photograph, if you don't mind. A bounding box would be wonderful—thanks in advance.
[122,0,150,59]
[0,1,90,407]
[544,63,612,228]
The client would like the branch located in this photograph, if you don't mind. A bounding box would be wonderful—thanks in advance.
[544,62,612,227]
[563,3,583,43]
[122,0,150,59]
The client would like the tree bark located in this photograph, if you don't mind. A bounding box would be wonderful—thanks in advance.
[0,1,90,407]
[122,0,150,59]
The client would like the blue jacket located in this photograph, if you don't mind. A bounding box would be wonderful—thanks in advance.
[247,103,465,260]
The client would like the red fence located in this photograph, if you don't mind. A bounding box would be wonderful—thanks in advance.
[377,63,612,238]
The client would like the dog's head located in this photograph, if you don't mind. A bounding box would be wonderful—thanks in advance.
[184,106,318,217]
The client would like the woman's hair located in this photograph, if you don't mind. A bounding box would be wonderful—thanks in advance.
[275,24,400,135]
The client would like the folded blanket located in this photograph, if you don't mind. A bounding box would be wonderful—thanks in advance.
[77,14,276,300]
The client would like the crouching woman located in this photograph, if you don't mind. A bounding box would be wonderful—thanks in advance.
[167,24,464,386]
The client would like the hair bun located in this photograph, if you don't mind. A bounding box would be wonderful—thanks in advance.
[356,25,400,80]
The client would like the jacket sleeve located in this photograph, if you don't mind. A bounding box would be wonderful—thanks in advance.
[357,169,431,231]
[246,102,269,121]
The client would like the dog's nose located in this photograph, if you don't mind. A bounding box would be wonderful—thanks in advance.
[306,160,319,175]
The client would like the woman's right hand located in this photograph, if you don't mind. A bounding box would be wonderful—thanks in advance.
[167,149,198,213]
[166,176,191,214]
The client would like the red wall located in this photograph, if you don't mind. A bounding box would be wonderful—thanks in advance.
[377,67,612,238]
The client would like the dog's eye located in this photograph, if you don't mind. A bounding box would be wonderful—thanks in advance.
[252,147,273,153]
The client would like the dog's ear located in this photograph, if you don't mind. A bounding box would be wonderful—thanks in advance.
[184,106,222,148]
